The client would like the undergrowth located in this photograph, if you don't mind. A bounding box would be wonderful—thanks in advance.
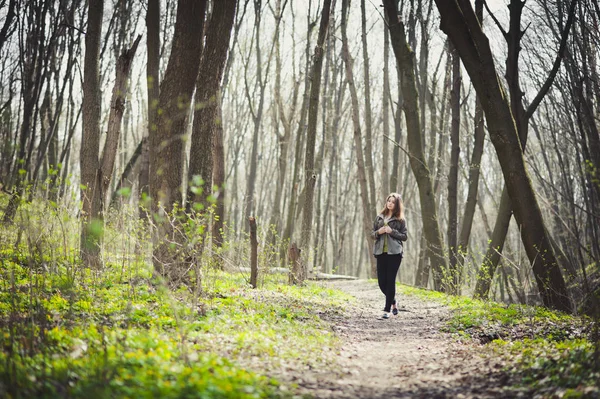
[398,285,600,398]
[0,258,351,398]
[0,198,353,399]
[3,194,598,398]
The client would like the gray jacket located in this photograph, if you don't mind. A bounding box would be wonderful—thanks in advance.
[371,214,408,256]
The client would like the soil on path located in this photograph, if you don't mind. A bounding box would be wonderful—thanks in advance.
[286,279,527,399]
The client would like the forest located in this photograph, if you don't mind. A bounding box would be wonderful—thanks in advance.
[0,0,599,397]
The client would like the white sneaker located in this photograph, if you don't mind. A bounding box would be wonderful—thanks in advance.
[381,312,390,319]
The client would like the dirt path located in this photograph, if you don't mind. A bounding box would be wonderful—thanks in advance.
[289,279,526,399]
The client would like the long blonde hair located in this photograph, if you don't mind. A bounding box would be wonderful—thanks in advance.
[380,193,404,220]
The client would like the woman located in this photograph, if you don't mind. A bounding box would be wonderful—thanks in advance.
[371,193,408,319]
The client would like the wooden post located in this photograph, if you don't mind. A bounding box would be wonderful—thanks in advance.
[249,217,258,288]
[288,242,302,285]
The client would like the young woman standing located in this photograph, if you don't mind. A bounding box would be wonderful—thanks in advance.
[371,193,408,319]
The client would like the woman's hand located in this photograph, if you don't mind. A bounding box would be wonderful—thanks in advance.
[378,226,392,235]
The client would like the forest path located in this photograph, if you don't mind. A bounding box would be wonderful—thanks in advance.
[288,279,524,399]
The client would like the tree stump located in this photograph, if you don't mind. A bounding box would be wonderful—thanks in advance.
[288,242,302,285]
[249,217,258,288]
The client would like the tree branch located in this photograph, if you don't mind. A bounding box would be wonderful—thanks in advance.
[0,0,16,52]
[525,0,578,119]
[483,0,508,38]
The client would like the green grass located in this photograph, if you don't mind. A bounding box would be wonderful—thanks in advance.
[493,338,598,398]
[1,193,597,398]
[0,253,353,399]
[397,284,600,397]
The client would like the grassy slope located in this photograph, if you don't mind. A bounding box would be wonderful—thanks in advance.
[399,285,599,398]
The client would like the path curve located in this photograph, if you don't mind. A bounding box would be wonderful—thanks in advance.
[291,279,524,399]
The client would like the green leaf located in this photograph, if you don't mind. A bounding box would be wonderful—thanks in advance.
[117,187,132,198]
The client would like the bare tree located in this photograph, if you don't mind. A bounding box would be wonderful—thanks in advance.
[139,0,160,220]
[0,0,16,53]
[434,0,572,312]
[341,0,376,277]
[188,0,237,211]
[455,0,486,292]
[78,1,141,269]
[268,0,297,252]
[213,0,251,249]
[149,0,207,280]
[30,2,83,193]
[79,0,104,267]
[243,0,269,231]
[558,0,600,263]
[381,10,391,198]
[2,1,61,223]
[101,35,141,208]
[295,0,332,284]
[282,2,317,264]
[360,0,376,210]
[382,0,448,291]
[473,0,578,303]
[447,41,461,293]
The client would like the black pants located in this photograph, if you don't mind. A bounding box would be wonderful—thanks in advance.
[376,253,403,312]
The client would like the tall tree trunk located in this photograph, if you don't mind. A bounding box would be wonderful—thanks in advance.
[360,0,376,210]
[296,0,332,285]
[383,0,448,291]
[341,0,376,278]
[55,89,81,201]
[211,101,226,253]
[79,0,104,268]
[457,0,485,290]
[150,0,206,281]
[269,0,299,254]
[244,0,267,231]
[430,49,451,193]
[322,55,346,273]
[268,0,290,242]
[30,12,81,191]
[100,35,141,208]
[435,0,572,312]
[312,3,335,275]
[473,0,578,304]
[110,139,142,206]
[139,0,160,220]
[563,0,600,262]
[187,0,237,211]
[476,0,530,300]
[381,16,391,198]
[3,0,52,224]
[447,41,461,293]
[389,67,404,193]
[458,95,485,265]
[282,4,315,265]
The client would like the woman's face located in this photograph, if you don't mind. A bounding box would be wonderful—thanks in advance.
[386,196,396,211]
